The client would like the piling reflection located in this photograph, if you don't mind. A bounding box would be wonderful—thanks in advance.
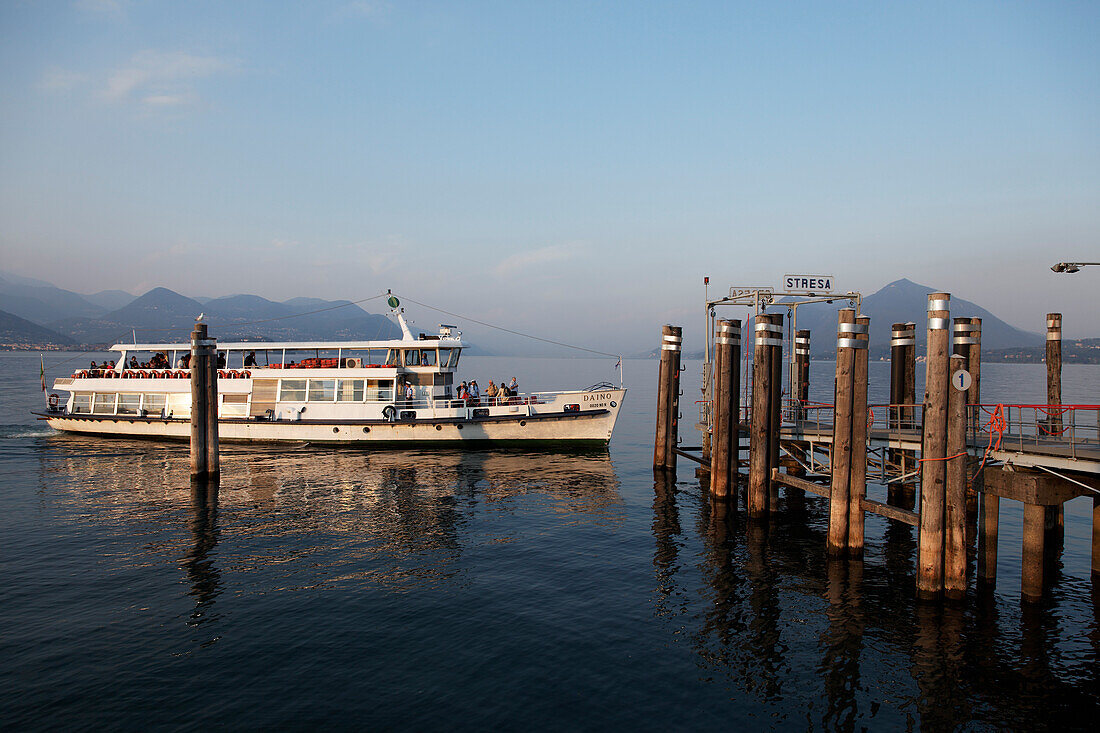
[183,479,222,630]
[653,478,1099,728]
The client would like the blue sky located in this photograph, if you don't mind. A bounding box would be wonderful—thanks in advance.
[1,1,1097,349]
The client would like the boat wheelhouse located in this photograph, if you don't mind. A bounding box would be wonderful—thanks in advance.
[42,306,626,446]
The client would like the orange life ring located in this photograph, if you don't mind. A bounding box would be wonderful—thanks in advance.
[48,393,59,408]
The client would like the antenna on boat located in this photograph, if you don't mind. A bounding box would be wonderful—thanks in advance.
[386,290,414,341]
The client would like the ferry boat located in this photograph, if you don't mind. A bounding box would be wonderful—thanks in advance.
[41,298,626,446]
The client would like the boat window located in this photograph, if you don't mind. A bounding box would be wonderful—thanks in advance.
[117,394,141,415]
[93,394,116,414]
[279,379,307,401]
[438,348,451,367]
[337,379,364,402]
[385,349,401,366]
[366,379,394,402]
[404,349,421,366]
[420,349,437,366]
[71,394,92,413]
[143,394,166,414]
[308,379,337,401]
[448,349,461,367]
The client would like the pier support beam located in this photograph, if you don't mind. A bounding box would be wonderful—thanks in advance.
[978,493,999,587]
[654,325,683,471]
[1022,503,1046,603]
[790,330,811,477]
[917,293,950,600]
[827,309,856,555]
[190,323,219,482]
[709,319,741,502]
[748,313,781,518]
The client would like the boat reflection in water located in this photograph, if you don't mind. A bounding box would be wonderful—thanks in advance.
[39,434,624,600]
[651,476,1098,730]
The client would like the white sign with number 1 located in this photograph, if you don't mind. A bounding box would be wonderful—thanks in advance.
[952,369,972,392]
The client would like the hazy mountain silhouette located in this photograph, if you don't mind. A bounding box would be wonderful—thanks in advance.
[786,278,1043,355]
[0,274,106,324]
[0,309,74,345]
[83,289,136,311]
[50,287,400,345]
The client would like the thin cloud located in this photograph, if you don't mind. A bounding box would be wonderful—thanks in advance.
[494,243,583,276]
[103,50,236,105]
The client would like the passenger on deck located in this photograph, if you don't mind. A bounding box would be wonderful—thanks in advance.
[217,352,227,368]
[509,377,518,394]
[498,378,510,398]
[179,353,191,369]
[404,382,415,404]
[244,351,257,367]
[485,380,498,401]
[129,357,139,369]
[470,380,479,401]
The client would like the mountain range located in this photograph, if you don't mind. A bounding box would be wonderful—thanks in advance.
[0,272,400,345]
[784,278,1044,356]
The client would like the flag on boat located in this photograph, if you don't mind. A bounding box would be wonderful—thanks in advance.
[40,355,47,396]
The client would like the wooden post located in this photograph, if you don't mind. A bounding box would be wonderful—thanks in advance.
[790,329,810,477]
[978,493,999,587]
[1044,313,1065,544]
[767,313,784,511]
[206,346,220,480]
[966,318,983,527]
[1092,496,1100,579]
[1022,503,1046,603]
[944,333,969,600]
[653,325,682,471]
[1046,313,1063,433]
[917,293,950,600]
[888,322,911,468]
[709,319,741,502]
[748,313,779,519]
[190,323,210,480]
[794,330,810,417]
[827,309,856,555]
[847,315,870,557]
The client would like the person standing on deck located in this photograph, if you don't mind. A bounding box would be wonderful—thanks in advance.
[509,377,518,394]
[485,380,498,403]
[405,382,415,404]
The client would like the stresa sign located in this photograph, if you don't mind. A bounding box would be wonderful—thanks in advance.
[783,274,835,292]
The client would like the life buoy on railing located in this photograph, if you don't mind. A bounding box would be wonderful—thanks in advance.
[242,370,251,379]
[48,393,59,409]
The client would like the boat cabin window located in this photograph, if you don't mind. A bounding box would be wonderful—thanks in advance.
[385,349,401,366]
[420,349,437,366]
[338,379,364,402]
[404,349,421,367]
[93,394,116,414]
[438,348,460,368]
[72,394,92,413]
[366,379,394,402]
[117,393,141,415]
[279,379,307,401]
[308,379,337,401]
[143,394,166,414]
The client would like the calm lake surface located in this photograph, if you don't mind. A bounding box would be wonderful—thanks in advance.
[1,352,1097,729]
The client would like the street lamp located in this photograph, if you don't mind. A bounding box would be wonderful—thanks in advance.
[1051,262,1100,273]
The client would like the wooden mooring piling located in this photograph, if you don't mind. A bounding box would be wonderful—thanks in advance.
[659,290,1100,605]
[190,322,220,483]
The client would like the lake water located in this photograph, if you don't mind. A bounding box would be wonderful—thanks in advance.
[1,352,1097,729]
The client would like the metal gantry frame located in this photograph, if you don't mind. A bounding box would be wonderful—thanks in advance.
[700,279,862,435]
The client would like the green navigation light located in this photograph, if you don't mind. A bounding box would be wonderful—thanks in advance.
[387,296,400,309]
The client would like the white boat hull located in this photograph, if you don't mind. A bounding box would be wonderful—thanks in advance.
[44,390,625,446]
